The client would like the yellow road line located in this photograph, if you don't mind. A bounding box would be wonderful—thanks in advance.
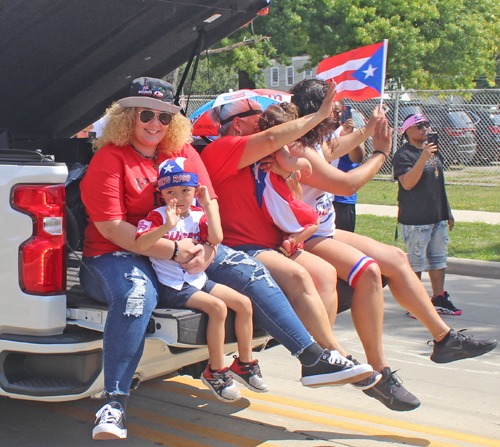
[32,401,212,447]
[149,377,500,447]
[129,406,281,447]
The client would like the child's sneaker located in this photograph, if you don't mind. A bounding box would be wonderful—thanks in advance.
[92,401,127,440]
[432,291,462,315]
[201,364,241,402]
[230,357,269,393]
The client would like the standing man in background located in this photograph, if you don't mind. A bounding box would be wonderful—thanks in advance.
[392,113,460,318]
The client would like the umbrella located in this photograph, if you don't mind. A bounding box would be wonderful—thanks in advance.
[190,89,292,137]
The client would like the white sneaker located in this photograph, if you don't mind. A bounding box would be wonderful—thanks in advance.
[92,402,127,440]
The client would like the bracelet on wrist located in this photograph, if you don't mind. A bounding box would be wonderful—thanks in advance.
[372,150,388,161]
[284,171,296,182]
[203,241,218,249]
[203,241,218,254]
[358,127,366,138]
[170,240,179,261]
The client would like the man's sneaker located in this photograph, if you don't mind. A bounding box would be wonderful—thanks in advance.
[363,367,421,412]
[230,357,269,393]
[92,402,127,440]
[405,311,416,319]
[346,356,382,390]
[430,329,497,363]
[432,292,462,315]
[201,365,241,402]
[301,349,373,388]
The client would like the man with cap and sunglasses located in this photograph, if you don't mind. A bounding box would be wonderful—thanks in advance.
[393,113,460,318]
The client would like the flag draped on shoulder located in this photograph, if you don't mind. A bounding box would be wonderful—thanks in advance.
[316,40,388,101]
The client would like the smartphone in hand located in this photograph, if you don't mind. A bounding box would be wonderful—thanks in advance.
[427,132,439,148]
[341,105,352,124]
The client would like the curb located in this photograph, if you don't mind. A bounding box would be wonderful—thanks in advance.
[447,257,500,280]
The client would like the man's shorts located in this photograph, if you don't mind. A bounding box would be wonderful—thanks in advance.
[399,220,449,272]
[158,279,217,308]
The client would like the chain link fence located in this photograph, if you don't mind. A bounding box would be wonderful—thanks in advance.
[343,89,500,186]
[182,89,500,186]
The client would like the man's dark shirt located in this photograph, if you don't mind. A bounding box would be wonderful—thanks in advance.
[392,142,449,225]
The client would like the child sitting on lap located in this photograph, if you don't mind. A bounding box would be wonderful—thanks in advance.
[136,157,268,402]
[255,103,319,257]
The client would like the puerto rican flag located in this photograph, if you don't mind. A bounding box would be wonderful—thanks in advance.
[316,40,388,101]
[253,163,318,235]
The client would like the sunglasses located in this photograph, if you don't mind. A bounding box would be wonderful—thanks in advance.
[416,122,430,130]
[139,109,173,126]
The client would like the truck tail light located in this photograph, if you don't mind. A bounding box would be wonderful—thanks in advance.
[11,184,67,295]
[489,125,500,134]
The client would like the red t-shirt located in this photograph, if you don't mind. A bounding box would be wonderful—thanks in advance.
[201,135,282,249]
[81,143,216,256]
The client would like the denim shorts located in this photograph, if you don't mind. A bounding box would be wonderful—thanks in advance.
[399,220,449,272]
[158,279,217,308]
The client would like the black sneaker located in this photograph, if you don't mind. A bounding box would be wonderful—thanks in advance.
[363,367,421,412]
[430,329,497,363]
[346,356,382,390]
[432,292,462,315]
[230,357,269,392]
[92,402,127,440]
[301,350,373,388]
[201,365,241,402]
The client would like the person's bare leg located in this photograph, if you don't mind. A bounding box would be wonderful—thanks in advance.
[255,250,346,354]
[305,237,387,372]
[291,249,339,326]
[428,268,446,297]
[333,230,450,341]
[184,292,227,370]
[210,284,253,363]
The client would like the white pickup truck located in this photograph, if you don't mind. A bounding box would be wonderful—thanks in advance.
[0,0,272,402]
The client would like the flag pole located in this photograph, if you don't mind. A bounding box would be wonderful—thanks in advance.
[379,39,389,110]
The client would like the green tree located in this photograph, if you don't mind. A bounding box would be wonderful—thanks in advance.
[254,0,500,90]
[178,32,277,94]
[179,0,500,93]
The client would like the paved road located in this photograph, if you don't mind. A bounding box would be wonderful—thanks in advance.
[0,273,499,447]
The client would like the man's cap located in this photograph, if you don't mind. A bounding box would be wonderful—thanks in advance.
[117,77,182,114]
[157,157,199,191]
[402,113,429,133]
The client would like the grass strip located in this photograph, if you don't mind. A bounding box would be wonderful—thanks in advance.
[357,180,500,213]
[356,214,500,262]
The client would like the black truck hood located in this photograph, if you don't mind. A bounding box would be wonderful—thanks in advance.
[0,0,269,142]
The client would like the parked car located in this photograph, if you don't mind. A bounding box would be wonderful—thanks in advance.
[421,105,477,166]
[466,108,500,165]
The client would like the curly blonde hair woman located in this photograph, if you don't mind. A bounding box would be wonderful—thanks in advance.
[80,77,218,440]
[94,101,192,155]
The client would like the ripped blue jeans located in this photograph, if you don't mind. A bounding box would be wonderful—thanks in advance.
[206,245,313,355]
[80,251,159,395]
[80,245,313,395]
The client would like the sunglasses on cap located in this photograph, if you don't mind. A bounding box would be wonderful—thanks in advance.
[416,122,430,130]
[139,109,173,126]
